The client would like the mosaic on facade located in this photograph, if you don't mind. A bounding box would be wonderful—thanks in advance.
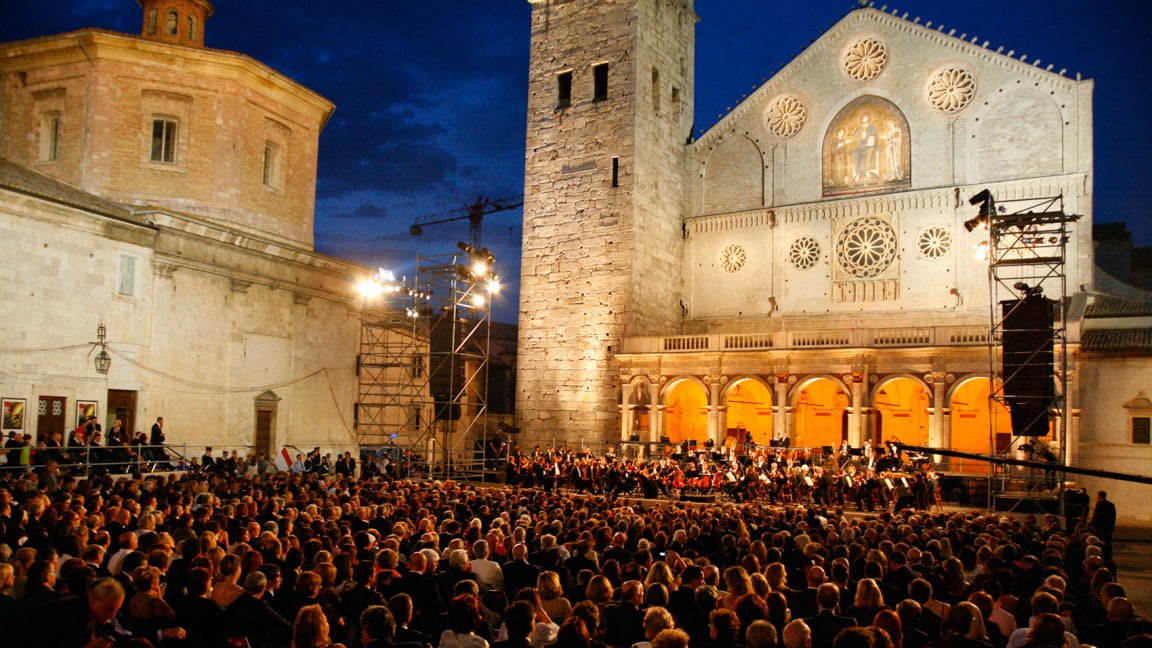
[822,95,911,196]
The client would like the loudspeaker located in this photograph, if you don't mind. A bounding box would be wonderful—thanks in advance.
[1001,297,1054,399]
[1008,402,1049,438]
[430,314,463,420]
[1002,296,1054,435]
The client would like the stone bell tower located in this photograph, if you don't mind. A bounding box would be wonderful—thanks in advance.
[517,0,696,442]
[138,0,214,48]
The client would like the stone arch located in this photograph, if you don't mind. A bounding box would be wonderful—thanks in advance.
[822,95,911,196]
[661,377,710,444]
[702,134,765,214]
[869,375,932,449]
[947,375,1013,471]
[721,376,774,446]
[788,375,851,449]
[976,88,1063,182]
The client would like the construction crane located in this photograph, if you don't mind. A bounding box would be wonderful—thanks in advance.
[409,195,523,249]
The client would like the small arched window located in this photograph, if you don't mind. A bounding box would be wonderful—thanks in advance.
[166,10,179,36]
[188,16,197,41]
[147,9,157,36]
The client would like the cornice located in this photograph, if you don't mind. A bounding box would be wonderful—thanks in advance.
[687,173,1088,234]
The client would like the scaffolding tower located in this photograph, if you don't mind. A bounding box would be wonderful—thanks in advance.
[419,249,495,479]
[354,247,496,480]
[355,274,430,452]
[977,192,1080,513]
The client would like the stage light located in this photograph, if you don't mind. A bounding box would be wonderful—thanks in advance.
[357,277,385,298]
[973,240,989,261]
[968,189,992,206]
[486,277,501,295]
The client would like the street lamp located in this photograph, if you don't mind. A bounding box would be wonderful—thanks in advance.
[93,323,111,374]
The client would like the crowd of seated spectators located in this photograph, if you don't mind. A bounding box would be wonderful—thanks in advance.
[0,453,1146,648]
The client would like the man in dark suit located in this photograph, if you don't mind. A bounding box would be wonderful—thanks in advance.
[803,583,856,648]
[603,580,646,648]
[223,572,292,648]
[668,565,704,623]
[602,532,633,565]
[1091,490,1117,548]
[786,565,826,621]
[882,551,917,602]
[397,551,444,635]
[501,543,541,596]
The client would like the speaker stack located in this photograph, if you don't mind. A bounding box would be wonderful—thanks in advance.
[1000,296,1055,436]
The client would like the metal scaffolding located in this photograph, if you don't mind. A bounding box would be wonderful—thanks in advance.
[354,247,496,480]
[355,276,430,451]
[975,192,1080,513]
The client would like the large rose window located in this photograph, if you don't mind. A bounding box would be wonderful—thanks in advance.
[836,217,897,278]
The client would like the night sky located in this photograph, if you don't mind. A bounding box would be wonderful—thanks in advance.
[2,1,1149,324]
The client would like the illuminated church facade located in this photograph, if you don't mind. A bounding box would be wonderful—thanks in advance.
[518,0,1152,512]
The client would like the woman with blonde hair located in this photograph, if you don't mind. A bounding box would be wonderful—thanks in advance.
[585,575,614,611]
[210,553,245,607]
[845,578,888,627]
[764,562,790,593]
[633,607,675,648]
[293,603,343,648]
[719,566,753,610]
[644,561,677,593]
[538,570,573,621]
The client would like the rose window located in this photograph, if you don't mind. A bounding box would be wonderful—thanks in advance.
[836,217,897,278]
[789,237,820,270]
[917,226,952,259]
[719,244,747,273]
[844,38,888,81]
[927,67,976,113]
[766,94,807,138]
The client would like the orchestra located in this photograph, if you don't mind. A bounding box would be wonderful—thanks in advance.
[499,438,942,512]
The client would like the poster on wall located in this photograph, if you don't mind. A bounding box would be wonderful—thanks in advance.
[77,400,98,425]
[2,398,25,433]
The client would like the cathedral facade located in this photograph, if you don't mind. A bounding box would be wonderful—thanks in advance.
[518,0,1152,514]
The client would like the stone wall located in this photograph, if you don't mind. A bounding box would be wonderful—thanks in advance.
[518,0,694,444]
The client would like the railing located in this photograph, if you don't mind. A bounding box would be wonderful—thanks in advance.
[621,324,994,354]
[0,443,191,476]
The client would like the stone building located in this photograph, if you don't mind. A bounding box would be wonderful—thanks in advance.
[518,0,1152,514]
[0,0,368,458]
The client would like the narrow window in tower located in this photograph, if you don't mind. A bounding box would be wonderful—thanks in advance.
[147,9,157,36]
[612,157,619,188]
[671,87,681,116]
[263,141,282,188]
[188,16,197,41]
[593,63,609,102]
[40,112,60,162]
[166,10,178,35]
[150,118,178,163]
[556,71,572,109]
[651,68,660,113]
[1134,417,1151,444]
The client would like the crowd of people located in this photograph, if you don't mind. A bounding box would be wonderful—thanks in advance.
[0,442,1145,648]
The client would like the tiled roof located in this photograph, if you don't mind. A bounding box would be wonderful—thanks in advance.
[0,158,145,223]
[1083,294,1152,318]
[1081,328,1152,352]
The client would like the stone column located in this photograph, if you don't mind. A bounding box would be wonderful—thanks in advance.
[620,377,633,442]
[930,374,947,448]
[649,378,663,445]
[705,375,724,443]
[774,377,789,442]
[848,377,864,446]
